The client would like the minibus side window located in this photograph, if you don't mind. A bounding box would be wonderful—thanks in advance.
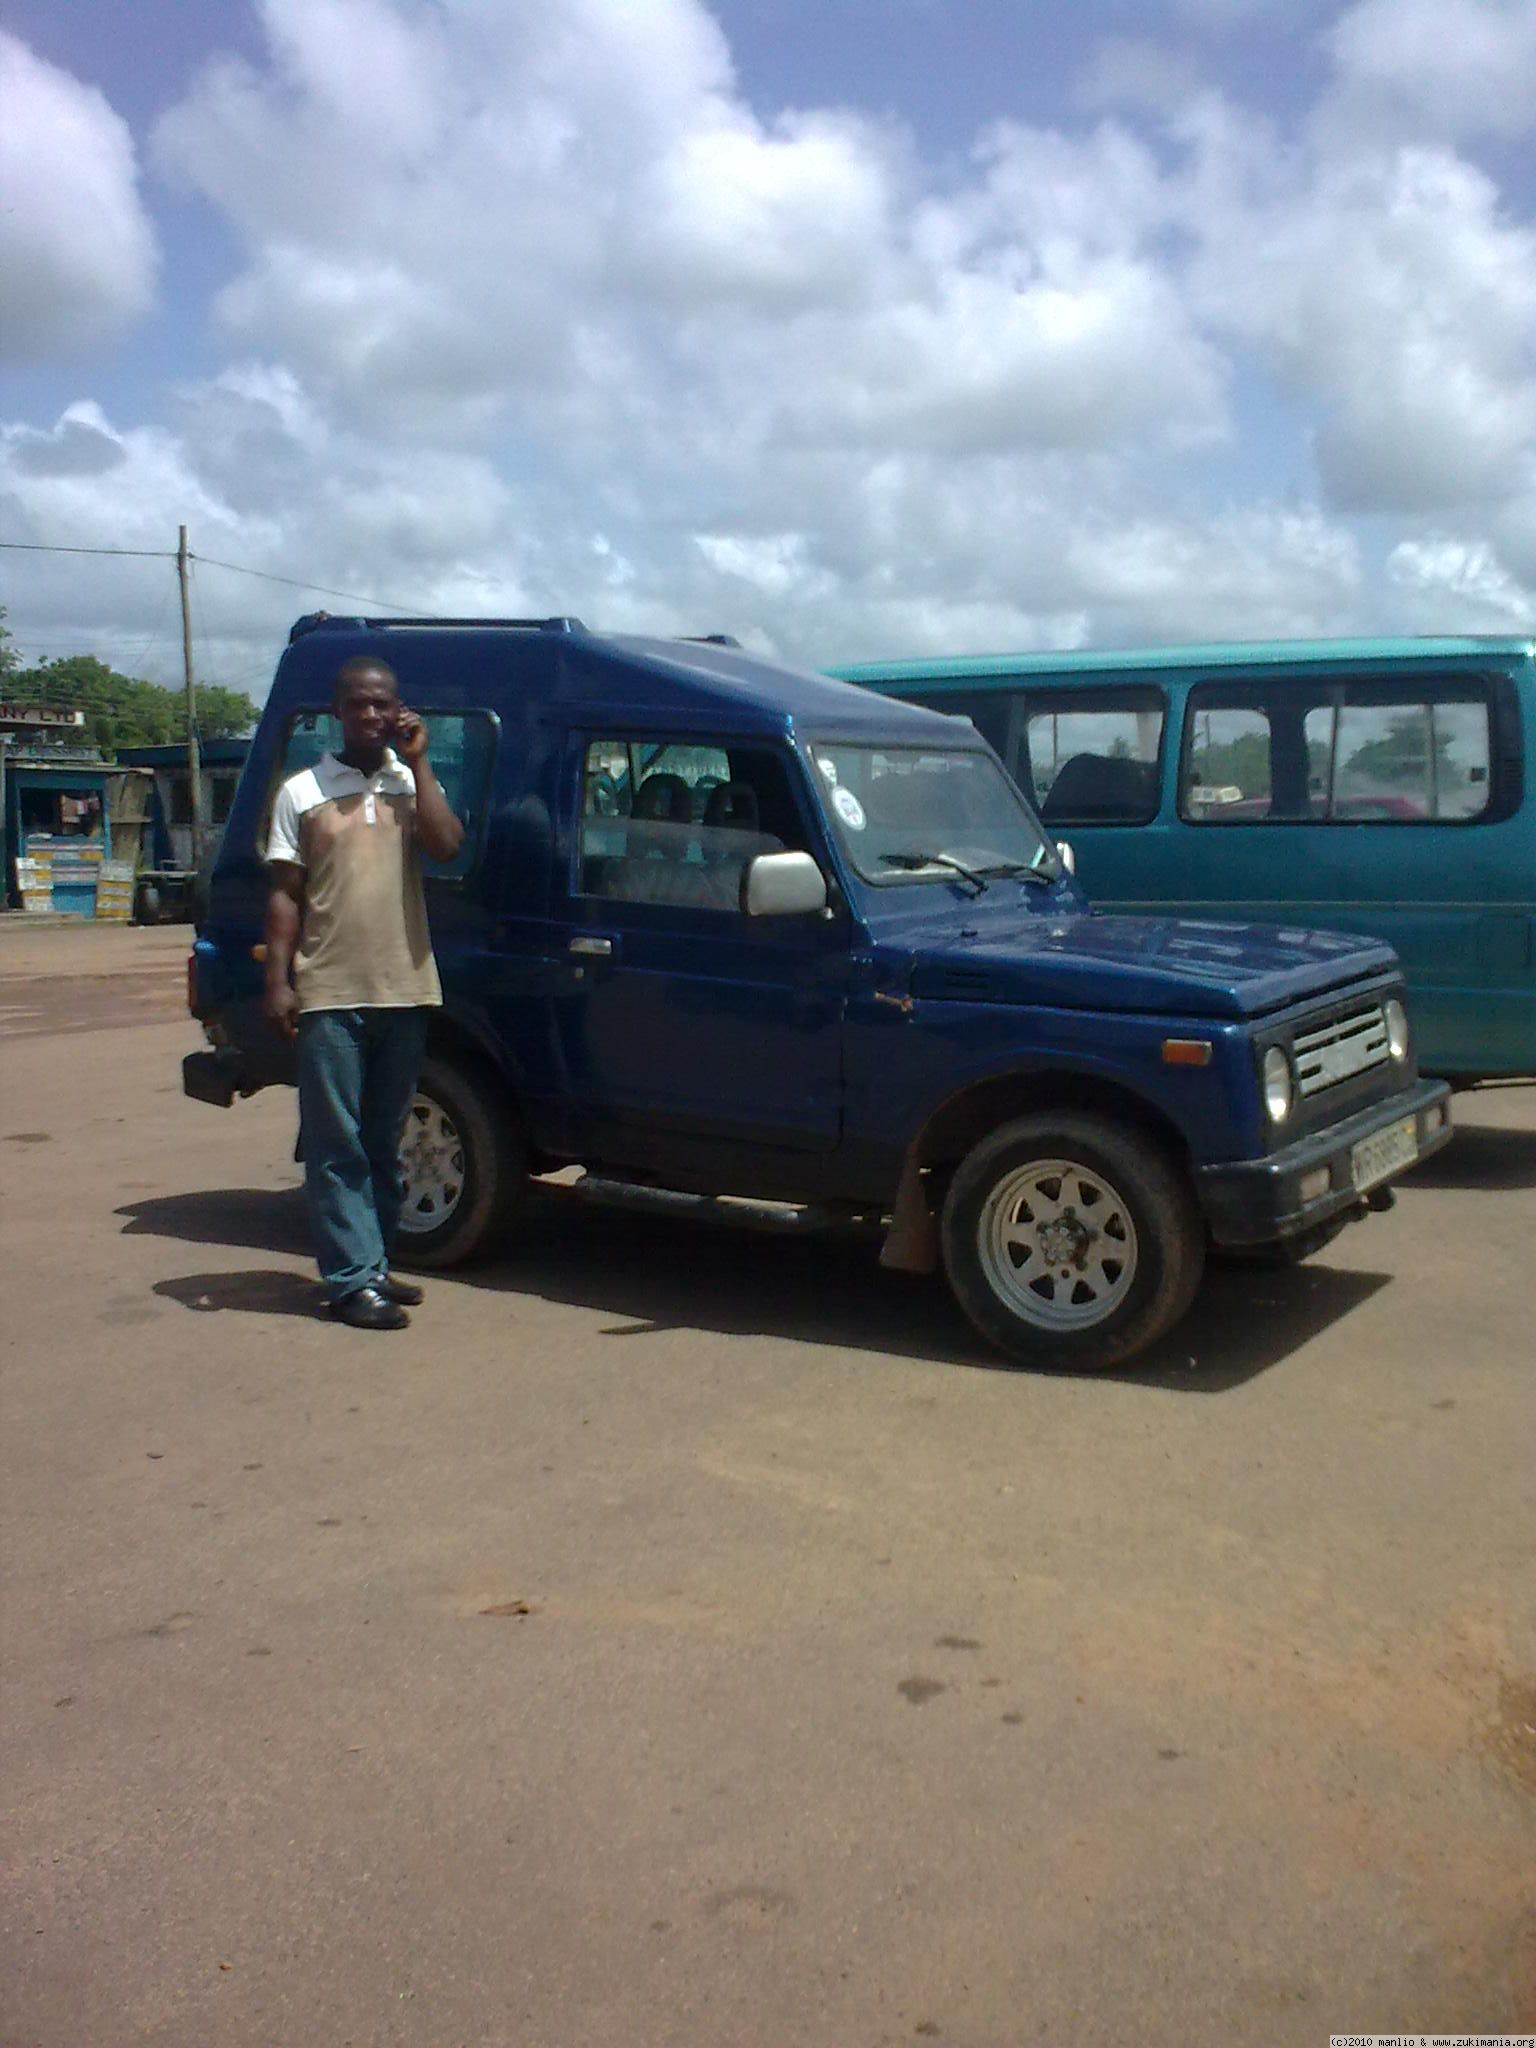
[1333,697,1492,821]
[1182,704,1275,821]
[1021,689,1165,825]
[1182,680,1496,825]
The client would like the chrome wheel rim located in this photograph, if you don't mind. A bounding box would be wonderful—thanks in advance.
[397,1093,466,1235]
[978,1157,1139,1331]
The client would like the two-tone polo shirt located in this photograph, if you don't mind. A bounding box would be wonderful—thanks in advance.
[266,749,442,1013]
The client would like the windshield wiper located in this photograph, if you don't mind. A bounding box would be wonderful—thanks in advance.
[879,851,989,894]
[974,859,1056,886]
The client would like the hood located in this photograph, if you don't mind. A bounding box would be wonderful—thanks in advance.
[906,911,1399,1021]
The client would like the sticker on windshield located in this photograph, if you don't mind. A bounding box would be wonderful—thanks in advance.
[816,756,839,785]
[832,786,866,832]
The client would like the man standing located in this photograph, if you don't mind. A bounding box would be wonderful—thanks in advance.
[264,656,464,1330]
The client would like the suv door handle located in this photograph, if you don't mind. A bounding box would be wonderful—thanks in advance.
[568,935,614,958]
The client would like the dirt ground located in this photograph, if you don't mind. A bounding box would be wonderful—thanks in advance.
[2,922,1533,2048]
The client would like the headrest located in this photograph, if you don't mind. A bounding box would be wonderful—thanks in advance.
[633,773,694,823]
[702,781,759,832]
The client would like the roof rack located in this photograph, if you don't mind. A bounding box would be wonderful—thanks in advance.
[678,633,741,648]
[288,612,586,642]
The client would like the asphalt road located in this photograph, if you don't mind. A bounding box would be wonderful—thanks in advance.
[2,924,1533,2048]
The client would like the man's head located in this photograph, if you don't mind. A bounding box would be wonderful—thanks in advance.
[333,657,400,761]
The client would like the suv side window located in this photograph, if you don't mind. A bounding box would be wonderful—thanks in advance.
[579,738,803,912]
[270,709,497,879]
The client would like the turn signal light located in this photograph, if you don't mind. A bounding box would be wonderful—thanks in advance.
[1162,1038,1213,1067]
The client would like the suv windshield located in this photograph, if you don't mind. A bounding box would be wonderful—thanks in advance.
[811,744,1055,886]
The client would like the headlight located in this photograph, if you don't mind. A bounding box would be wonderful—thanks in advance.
[1384,997,1409,1062]
[1263,1045,1294,1124]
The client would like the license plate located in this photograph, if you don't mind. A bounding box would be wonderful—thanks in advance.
[1351,1115,1418,1193]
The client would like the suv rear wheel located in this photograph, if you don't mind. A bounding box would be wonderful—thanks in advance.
[393,1054,527,1269]
[940,1112,1204,1372]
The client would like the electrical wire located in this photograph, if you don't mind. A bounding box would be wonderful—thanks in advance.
[189,553,429,613]
[0,541,171,558]
[1,538,429,614]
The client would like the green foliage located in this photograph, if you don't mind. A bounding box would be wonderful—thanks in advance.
[1189,731,1271,797]
[7,653,259,756]
[0,606,20,680]
[1339,713,1445,790]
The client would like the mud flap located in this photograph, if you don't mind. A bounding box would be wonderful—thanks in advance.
[880,1153,938,1273]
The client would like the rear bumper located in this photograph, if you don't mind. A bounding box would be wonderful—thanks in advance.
[183,1044,293,1106]
[1197,1078,1452,1247]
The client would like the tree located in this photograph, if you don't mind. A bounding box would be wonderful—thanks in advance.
[0,606,19,682]
[7,654,259,756]
[1339,711,1448,792]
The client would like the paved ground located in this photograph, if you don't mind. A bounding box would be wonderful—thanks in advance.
[2,923,1533,2048]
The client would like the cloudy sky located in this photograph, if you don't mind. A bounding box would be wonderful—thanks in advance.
[1,0,1533,699]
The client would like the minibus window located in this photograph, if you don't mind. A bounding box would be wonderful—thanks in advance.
[1334,697,1491,821]
[1022,689,1164,825]
[1183,682,1496,824]
[1183,705,1273,821]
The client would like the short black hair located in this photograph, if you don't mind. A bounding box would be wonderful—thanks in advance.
[333,656,399,704]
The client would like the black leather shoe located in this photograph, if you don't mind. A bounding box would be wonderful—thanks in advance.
[331,1285,410,1331]
[375,1273,424,1307]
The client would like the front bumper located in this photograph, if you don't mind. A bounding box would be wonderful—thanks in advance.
[1197,1077,1452,1247]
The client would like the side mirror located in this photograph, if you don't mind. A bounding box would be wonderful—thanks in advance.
[742,850,829,917]
[1055,839,1076,874]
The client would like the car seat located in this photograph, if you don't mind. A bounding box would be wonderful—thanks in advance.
[1040,753,1154,825]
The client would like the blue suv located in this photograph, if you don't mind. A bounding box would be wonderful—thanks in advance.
[185,615,1451,1372]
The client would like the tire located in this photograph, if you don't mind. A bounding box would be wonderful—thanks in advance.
[393,1054,527,1270]
[939,1112,1205,1373]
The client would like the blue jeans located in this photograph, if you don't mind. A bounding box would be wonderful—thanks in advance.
[297,1008,429,1303]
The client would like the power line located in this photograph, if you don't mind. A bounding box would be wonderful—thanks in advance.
[189,553,428,613]
[1,536,429,613]
[0,540,171,559]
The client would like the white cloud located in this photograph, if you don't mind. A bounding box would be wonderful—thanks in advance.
[1075,37,1206,119]
[0,33,159,362]
[1325,0,1536,143]
[1190,141,1536,514]
[1386,534,1536,625]
[3,0,1534,692]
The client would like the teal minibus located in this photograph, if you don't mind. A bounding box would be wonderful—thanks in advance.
[833,638,1535,1084]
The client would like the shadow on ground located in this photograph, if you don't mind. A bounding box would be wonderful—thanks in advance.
[1402,1117,1536,1193]
[153,1268,324,1319]
[118,1184,1390,1392]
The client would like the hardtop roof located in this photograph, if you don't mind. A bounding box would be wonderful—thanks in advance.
[278,616,972,743]
[830,634,1536,685]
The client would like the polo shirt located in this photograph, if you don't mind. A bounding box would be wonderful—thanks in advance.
[266,750,442,1013]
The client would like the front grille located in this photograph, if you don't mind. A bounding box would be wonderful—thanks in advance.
[1294,1003,1391,1097]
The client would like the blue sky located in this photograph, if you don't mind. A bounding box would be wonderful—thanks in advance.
[1,0,1533,695]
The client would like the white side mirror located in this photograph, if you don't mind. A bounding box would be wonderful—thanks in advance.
[1055,839,1076,874]
[743,850,829,917]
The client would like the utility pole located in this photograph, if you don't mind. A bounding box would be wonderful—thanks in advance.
[177,523,206,868]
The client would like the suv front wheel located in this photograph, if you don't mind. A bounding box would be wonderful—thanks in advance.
[940,1112,1204,1372]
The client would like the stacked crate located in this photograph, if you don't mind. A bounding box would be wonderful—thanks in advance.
[15,849,54,913]
[26,834,104,916]
[96,860,136,922]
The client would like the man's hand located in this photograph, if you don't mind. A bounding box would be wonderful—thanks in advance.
[393,707,430,765]
[264,982,300,1039]
[264,861,305,1038]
